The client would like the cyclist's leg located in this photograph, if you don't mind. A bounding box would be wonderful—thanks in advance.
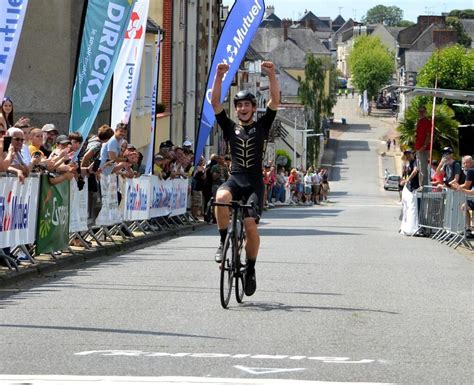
[214,177,240,262]
[242,182,263,296]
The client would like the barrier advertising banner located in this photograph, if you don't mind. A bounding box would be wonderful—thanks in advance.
[69,179,89,232]
[69,0,135,137]
[123,176,150,221]
[36,176,70,254]
[149,176,172,218]
[170,178,188,216]
[194,0,265,164]
[111,0,149,128]
[0,176,39,248]
[0,0,29,101]
[96,174,122,226]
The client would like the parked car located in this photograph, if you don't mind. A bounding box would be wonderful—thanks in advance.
[384,175,401,191]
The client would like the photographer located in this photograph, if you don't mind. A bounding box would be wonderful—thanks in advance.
[436,147,463,189]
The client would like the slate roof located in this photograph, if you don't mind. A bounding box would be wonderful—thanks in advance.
[405,51,433,72]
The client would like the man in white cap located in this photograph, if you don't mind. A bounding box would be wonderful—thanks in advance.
[41,123,58,157]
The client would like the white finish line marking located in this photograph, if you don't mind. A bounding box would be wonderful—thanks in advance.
[235,365,305,375]
[0,375,396,384]
[74,350,380,364]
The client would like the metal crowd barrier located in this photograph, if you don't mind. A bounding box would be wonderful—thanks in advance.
[0,173,200,272]
[417,185,472,250]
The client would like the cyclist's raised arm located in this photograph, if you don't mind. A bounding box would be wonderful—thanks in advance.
[211,63,229,115]
[261,61,280,110]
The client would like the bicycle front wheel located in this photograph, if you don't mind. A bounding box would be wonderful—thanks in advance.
[220,235,233,308]
[235,222,246,303]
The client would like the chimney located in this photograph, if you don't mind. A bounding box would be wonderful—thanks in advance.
[265,5,274,17]
[417,15,446,30]
[433,29,458,48]
[282,18,292,41]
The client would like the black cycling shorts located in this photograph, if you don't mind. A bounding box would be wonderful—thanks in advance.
[217,173,264,220]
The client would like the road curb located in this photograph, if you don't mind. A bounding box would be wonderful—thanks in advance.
[0,222,208,287]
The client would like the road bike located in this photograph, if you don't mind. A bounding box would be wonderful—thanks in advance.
[211,198,254,308]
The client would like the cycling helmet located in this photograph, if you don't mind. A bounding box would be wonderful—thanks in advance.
[233,90,257,107]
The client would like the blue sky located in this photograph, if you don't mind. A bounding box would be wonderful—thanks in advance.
[222,1,473,22]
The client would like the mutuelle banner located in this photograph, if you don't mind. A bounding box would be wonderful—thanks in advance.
[194,0,265,164]
[36,176,70,254]
[0,176,39,248]
[69,0,135,136]
[111,0,149,128]
[0,0,29,101]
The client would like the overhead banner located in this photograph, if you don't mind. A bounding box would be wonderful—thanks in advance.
[111,0,150,128]
[194,0,265,164]
[69,0,135,136]
[145,32,162,175]
[36,176,70,254]
[0,176,39,248]
[0,0,29,101]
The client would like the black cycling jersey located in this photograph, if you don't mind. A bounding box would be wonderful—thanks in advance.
[215,107,277,176]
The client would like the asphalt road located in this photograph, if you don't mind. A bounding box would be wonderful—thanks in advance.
[0,98,472,385]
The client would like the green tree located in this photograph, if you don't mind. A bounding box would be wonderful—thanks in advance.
[446,17,472,48]
[417,45,474,91]
[397,20,415,27]
[448,9,474,19]
[348,35,395,100]
[362,5,403,26]
[298,54,338,167]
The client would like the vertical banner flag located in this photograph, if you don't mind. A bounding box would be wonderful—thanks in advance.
[145,31,162,175]
[37,176,70,254]
[69,0,135,137]
[111,0,150,128]
[0,0,29,101]
[194,0,265,164]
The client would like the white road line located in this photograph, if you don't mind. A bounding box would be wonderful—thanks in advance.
[0,375,397,385]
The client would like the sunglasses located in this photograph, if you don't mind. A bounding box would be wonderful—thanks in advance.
[13,137,24,142]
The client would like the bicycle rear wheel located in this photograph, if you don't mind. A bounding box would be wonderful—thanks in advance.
[220,235,233,308]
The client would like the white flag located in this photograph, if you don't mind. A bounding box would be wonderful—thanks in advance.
[111,0,150,128]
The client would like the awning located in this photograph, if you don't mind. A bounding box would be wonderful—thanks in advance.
[382,85,474,102]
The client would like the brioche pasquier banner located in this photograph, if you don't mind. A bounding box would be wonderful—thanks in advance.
[111,0,149,129]
[194,0,265,164]
[69,0,135,136]
[0,0,29,102]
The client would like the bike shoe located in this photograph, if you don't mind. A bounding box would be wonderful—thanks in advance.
[215,243,224,263]
[244,268,257,296]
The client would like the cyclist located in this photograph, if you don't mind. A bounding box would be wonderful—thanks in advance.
[211,61,280,296]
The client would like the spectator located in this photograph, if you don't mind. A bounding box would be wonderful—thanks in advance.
[414,106,432,186]
[311,167,321,205]
[457,156,474,237]
[399,150,420,235]
[211,155,226,198]
[287,168,298,204]
[191,156,206,219]
[41,123,59,157]
[430,159,444,187]
[304,168,313,205]
[99,123,130,176]
[320,168,330,201]
[437,147,463,189]
[0,136,15,171]
[6,127,40,182]
[203,154,218,222]
[273,167,286,204]
[0,96,14,129]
